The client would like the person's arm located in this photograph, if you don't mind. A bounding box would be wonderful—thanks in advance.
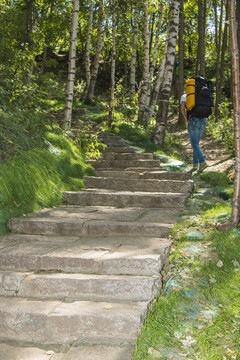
[181,100,188,123]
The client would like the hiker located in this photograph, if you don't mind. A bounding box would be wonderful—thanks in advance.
[180,76,214,175]
[180,93,208,175]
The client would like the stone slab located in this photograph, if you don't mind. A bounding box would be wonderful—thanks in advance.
[0,297,148,346]
[84,176,193,193]
[0,234,172,275]
[93,159,161,169]
[103,152,153,160]
[0,343,134,360]
[141,170,191,181]
[8,217,174,237]
[0,271,161,302]
[8,206,180,237]
[95,170,191,182]
[63,189,188,208]
[0,343,54,360]
[60,345,134,360]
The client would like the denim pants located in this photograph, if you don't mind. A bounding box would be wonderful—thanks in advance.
[187,117,207,165]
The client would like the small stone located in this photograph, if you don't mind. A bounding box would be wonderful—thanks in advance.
[185,231,204,241]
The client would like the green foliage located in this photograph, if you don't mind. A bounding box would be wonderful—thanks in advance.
[200,171,234,199]
[206,101,234,152]
[0,73,67,162]
[0,134,94,234]
[200,171,232,188]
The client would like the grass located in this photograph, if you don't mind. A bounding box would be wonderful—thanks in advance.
[133,173,240,360]
[0,132,94,235]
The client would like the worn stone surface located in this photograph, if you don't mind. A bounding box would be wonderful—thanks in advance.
[84,176,193,193]
[0,234,171,276]
[0,297,148,346]
[63,189,188,208]
[8,206,183,237]
[60,345,134,360]
[103,152,153,160]
[0,344,54,360]
[0,132,192,358]
[92,159,161,169]
[0,271,161,302]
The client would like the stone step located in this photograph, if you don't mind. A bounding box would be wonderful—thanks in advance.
[63,189,189,208]
[0,343,134,360]
[103,146,135,153]
[141,170,191,181]
[8,214,174,237]
[0,234,172,276]
[102,152,153,161]
[96,169,191,181]
[8,206,182,236]
[0,297,148,346]
[84,176,193,193]
[8,205,181,238]
[93,159,161,169]
[0,271,161,302]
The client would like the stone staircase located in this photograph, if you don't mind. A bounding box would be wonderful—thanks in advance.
[0,133,193,360]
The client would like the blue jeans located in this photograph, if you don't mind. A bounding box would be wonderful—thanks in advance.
[188,117,207,165]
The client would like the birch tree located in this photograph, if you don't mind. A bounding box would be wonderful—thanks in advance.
[64,0,79,130]
[84,0,104,105]
[129,1,139,103]
[153,0,180,146]
[137,0,151,124]
[229,0,240,227]
[140,1,166,125]
[85,1,94,90]
[177,0,185,125]
[108,2,116,127]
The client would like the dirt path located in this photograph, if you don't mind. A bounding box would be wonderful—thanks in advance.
[168,118,234,175]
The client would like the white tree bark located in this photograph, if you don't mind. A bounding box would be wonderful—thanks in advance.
[148,5,164,99]
[64,0,80,130]
[137,0,151,124]
[129,1,139,103]
[85,1,94,90]
[108,5,116,127]
[85,0,104,104]
[153,0,180,146]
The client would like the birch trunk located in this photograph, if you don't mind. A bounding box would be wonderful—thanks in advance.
[153,0,180,146]
[130,2,139,103]
[85,1,94,90]
[108,8,116,128]
[178,0,185,125]
[229,0,240,226]
[85,0,104,105]
[137,0,151,124]
[146,3,164,111]
[145,40,168,123]
[64,0,80,130]
[215,0,229,120]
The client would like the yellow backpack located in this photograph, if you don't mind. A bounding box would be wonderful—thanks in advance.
[186,78,196,110]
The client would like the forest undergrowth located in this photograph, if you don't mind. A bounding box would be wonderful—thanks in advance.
[0,75,239,358]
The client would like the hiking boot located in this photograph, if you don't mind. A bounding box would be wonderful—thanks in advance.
[193,161,208,176]
[188,164,198,174]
